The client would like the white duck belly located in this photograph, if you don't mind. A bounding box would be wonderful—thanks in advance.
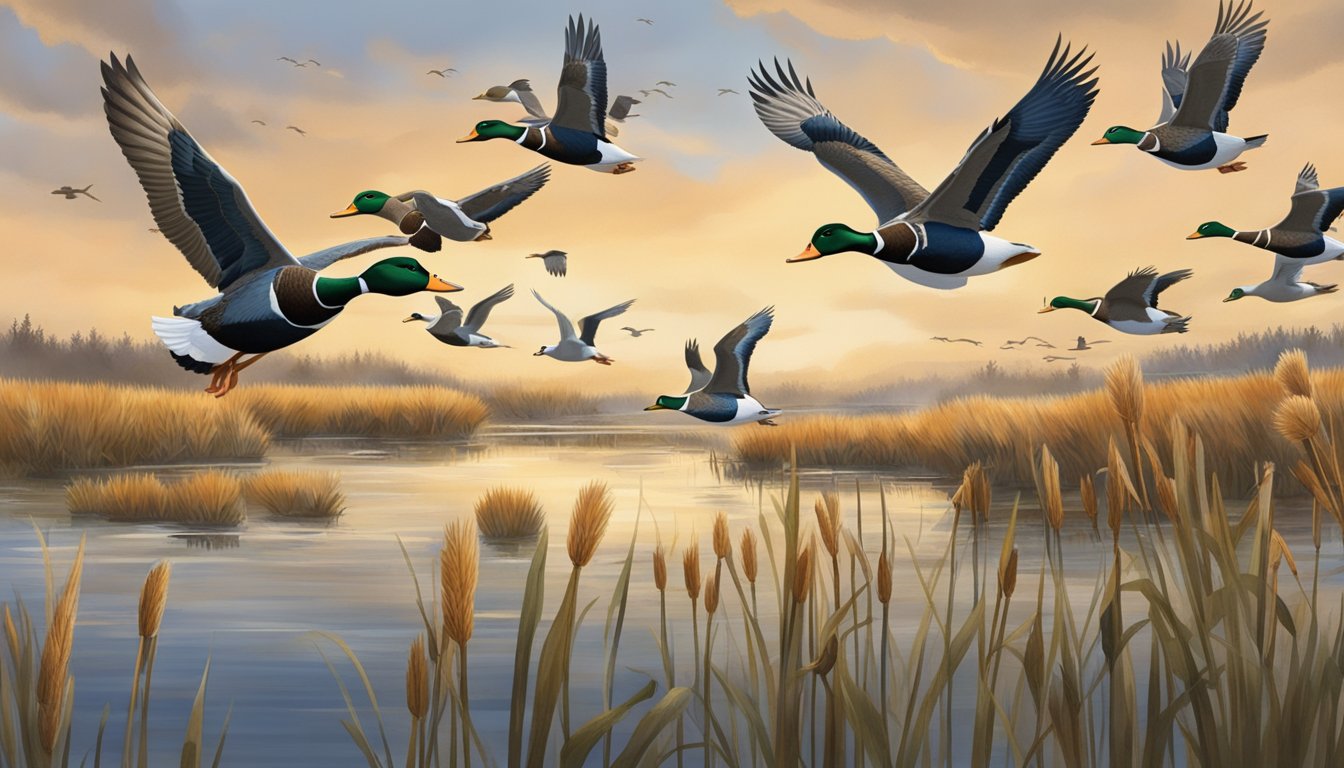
[587,140,641,172]
[1108,307,1175,335]
[722,395,783,426]
[1155,132,1250,172]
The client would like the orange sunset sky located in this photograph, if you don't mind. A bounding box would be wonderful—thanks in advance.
[2,0,1342,393]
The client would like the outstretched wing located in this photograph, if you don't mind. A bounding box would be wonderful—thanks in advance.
[297,235,410,271]
[1269,257,1305,285]
[683,339,712,394]
[543,251,567,277]
[551,15,608,137]
[1156,40,1191,125]
[464,284,514,332]
[704,307,774,396]
[608,95,640,120]
[1276,163,1344,234]
[430,296,464,333]
[1171,0,1268,132]
[531,289,576,341]
[456,164,551,224]
[509,79,550,121]
[578,299,635,346]
[748,58,928,224]
[910,39,1098,231]
[1106,266,1191,309]
[101,54,296,290]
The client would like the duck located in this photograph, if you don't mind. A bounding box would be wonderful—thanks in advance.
[645,308,782,426]
[1093,1,1267,173]
[1188,164,1344,266]
[620,327,654,337]
[531,289,634,364]
[1223,261,1338,303]
[749,40,1097,289]
[1039,267,1192,334]
[473,80,638,137]
[101,54,462,397]
[458,16,641,174]
[527,249,568,276]
[1069,336,1111,351]
[404,284,514,347]
[332,164,551,251]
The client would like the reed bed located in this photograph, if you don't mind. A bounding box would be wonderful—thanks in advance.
[481,384,607,421]
[65,471,246,526]
[242,470,346,518]
[233,384,488,440]
[733,354,1344,493]
[474,486,545,541]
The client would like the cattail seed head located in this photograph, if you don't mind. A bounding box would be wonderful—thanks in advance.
[740,528,758,584]
[1080,474,1098,528]
[792,545,813,604]
[137,561,171,639]
[653,545,668,592]
[1038,446,1063,532]
[1275,349,1313,398]
[1105,356,1145,426]
[440,520,478,646]
[711,512,730,560]
[877,551,892,605]
[704,573,720,615]
[1275,396,1322,444]
[683,544,701,601]
[814,493,841,558]
[998,547,1019,599]
[953,463,991,521]
[406,634,428,720]
[1106,440,1133,535]
[38,543,83,754]
[1154,476,1179,524]
[567,481,613,568]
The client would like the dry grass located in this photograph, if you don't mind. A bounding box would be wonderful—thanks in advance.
[566,481,613,568]
[472,486,544,541]
[233,384,488,439]
[480,384,606,421]
[242,470,346,519]
[734,359,1344,492]
[65,471,246,526]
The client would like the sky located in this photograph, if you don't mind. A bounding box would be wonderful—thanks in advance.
[3,0,1343,394]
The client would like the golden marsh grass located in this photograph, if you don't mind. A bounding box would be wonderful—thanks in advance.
[234,384,488,439]
[472,486,544,541]
[65,471,246,526]
[242,470,346,518]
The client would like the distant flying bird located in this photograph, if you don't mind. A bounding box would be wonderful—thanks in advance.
[645,308,782,426]
[148,227,161,233]
[1070,336,1111,351]
[1041,267,1193,335]
[1043,355,1077,363]
[532,290,635,364]
[100,53,455,397]
[286,125,307,136]
[306,59,321,67]
[526,249,568,277]
[930,336,982,346]
[753,42,1097,289]
[608,95,641,122]
[404,284,514,348]
[1093,1,1268,173]
[655,80,677,87]
[640,88,673,99]
[250,119,266,125]
[1003,336,1051,346]
[636,18,654,25]
[621,327,654,337]
[277,56,299,64]
[717,88,739,96]
[51,185,100,201]
[1035,340,1057,349]
[427,68,457,77]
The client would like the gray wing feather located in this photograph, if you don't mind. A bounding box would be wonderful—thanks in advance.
[463,284,514,332]
[1157,40,1191,124]
[1170,1,1268,131]
[683,339,712,394]
[429,296,464,334]
[532,289,576,341]
[456,165,551,223]
[551,15,607,136]
[704,307,773,396]
[101,54,296,290]
[578,299,635,346]
[1277,163,1344,233]
[510,80,551,120]
[540,250,567,277]
[297,235,410,271]
[748,58,928,223]
[1269,257,1304,285]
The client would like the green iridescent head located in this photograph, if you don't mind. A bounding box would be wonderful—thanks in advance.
[1188,221,1236,240]
[1094,126,1147,145]
[360,257,462,296]
[1224,287,1248,302]
[457,119,525,143]
[331,190,390,218]
[788,224,876,263]
[644,395,688,412]
[1039,296,1099,314]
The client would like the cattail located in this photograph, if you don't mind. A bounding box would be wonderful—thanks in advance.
[653,545,668,592]
[792,545,813,604]
[1080,474,1098,528]
[1039,446,1064,531]
[953,463,991,521]
[704,573,720,615]
[712,512,730,561]
[740,528,758,584]
[998,547,1019,599]
[1274,396,1322,444]
[876,551,892,605]
[683,544,701,601]
[566,481,613,568]
[137,561,171,639]
[1275,349,1313,398]
[814,493,841,558]
[1105,356,1144,426]
[38,544,83,754]
[406,634,428,719]
[440,520,478,646]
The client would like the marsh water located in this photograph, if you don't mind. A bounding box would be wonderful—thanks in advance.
[0,418,1340,766]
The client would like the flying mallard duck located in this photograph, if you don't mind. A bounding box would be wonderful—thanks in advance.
[459,16,640,173]
[101,54,462,396]
[1093,1,1267,172]
[527,249,568,277]
[472,79,638,137]
[332,164,551,251]
[532,290,634,363]
[404,285,514,347]
[1223,262,1338,303]
[750,40,1097,289]
[645,308,782,426]
[1188,164,1344,266]
[1040,267,1192,334]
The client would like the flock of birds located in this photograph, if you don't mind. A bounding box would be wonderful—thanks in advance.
[931,334,1111,362]
[89,3,1343,427]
